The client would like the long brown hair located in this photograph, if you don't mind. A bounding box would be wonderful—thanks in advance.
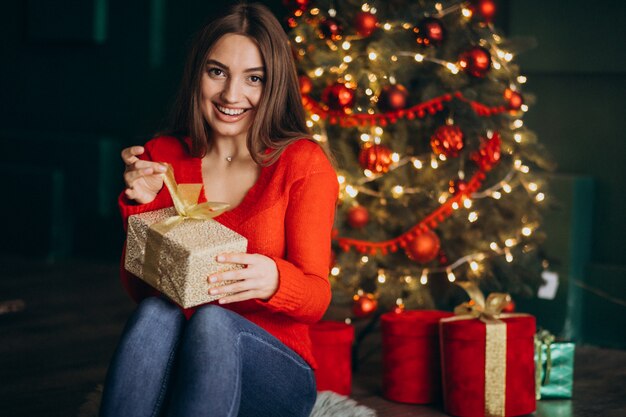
[165,3,317,166]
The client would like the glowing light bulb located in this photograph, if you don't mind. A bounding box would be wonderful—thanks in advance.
[306,121,313,128]
[368,52,378,60]
[490,242,499,251]
[337,175,345,184]
[413,159,423,169]
[505,249,513,263]
[414,54,424,62]
[528,182,538,191]
[343,56,353,63]
[392,185,404,197]
[536,193,545,202]
[522,227,532,236]
[452,202,460,210]
[492,191,502,199]
[462,8,472,17]
[513,119,524,129]
[361,256,369,263]
[447,63,460,74]
[383,23,392,30]
[311,114,320,122]
[470,261,479,271]
[468,212,478,222]
[331,266,340,276]
[502,183,512,193]
[404,275,412,283]
[295,36,303,43]
[377,270,386,283]
[463,198,473,209]
[431,158,439,169]
[345,185,358,197]
[314,67,324,77]
[391,153,400,162]
[447,269,456,282]
[514,133,522,143]
[505,238,516,247]
[517,75,527,84]
[342,41,351,50]
[420,270,428,285]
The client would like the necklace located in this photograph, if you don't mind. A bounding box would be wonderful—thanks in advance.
[226,156,233,162]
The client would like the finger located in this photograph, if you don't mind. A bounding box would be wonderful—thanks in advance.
[209,278,248,296]
[133,160,167,172]
[123,166,164,187]
[121,146,145,166]
[217,290,256,305]
[208,268,247,284]
[216,253,255,265]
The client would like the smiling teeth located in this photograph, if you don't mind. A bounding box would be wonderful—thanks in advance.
[217,105,246,116]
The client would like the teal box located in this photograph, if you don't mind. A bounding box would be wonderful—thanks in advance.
[535,341,575,399]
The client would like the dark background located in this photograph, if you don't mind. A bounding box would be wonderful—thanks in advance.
[1,1,624,347]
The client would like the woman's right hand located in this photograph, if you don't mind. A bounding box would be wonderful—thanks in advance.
[121,146,167,204]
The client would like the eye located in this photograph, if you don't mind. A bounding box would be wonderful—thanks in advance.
[207,67,226,78]
[249,75,265,84]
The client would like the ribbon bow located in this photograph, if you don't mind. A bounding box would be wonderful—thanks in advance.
[454,281,511,322]
[157,163,229,226]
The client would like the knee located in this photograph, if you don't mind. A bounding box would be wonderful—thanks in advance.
[133,297,184,328]
[187,305,239,339]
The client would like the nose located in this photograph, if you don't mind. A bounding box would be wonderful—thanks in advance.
[220,78,243,104]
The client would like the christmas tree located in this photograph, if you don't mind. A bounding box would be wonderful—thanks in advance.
[284,0,553,318]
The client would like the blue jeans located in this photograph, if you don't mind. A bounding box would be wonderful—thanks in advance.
[99,297,316,417]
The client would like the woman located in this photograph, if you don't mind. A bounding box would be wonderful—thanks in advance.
[100,4,338,417]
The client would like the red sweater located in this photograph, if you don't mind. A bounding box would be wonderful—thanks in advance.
[118,136,339,368]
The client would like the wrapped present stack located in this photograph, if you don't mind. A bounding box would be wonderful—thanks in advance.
[125,164,247,308]
[535,330,575,400]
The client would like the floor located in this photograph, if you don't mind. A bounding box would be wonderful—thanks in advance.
[1,257,624,417]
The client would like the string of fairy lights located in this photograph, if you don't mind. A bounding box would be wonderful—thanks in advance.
[288,1,546,313]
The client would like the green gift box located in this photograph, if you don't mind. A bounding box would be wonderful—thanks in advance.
[534,331,575,399]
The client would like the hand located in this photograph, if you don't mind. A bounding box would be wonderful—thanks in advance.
[121,146,167,204]
[208,253,279,304]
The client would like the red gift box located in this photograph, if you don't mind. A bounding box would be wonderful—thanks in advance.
[381,310,454,404]
[440,314,536,417]
[309,321,354,395]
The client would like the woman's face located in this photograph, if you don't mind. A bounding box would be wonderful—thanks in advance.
[200,34,265,142]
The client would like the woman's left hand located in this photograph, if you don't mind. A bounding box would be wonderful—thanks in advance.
[208,253,279,304]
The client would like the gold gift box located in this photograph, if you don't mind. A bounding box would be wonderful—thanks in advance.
[125,206,247,308]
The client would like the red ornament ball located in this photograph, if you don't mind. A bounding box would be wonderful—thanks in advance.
[431,125,465,158]
[471,0,497,23]
[504,88,524,111]
[414,17,446,47]
[347,205,369,229]
[319,18,343,41]
[353,293,378,318]
[299,75,313,95]
[448,179,468,196]
[502,298,516,313]
[406,230,441,264]
[322,82,354,111]
[359,143,393,174]
[355,11,378,37]
[377,84,408,112]
[283,0,309,13]
[459,46,492,78]
[471,131,502,171]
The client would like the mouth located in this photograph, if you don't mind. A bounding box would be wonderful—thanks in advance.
[214,103,250,116]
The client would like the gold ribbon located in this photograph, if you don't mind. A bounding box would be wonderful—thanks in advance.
[534,329,555,400]
[454,282,511,417]
[142,164,230,294]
